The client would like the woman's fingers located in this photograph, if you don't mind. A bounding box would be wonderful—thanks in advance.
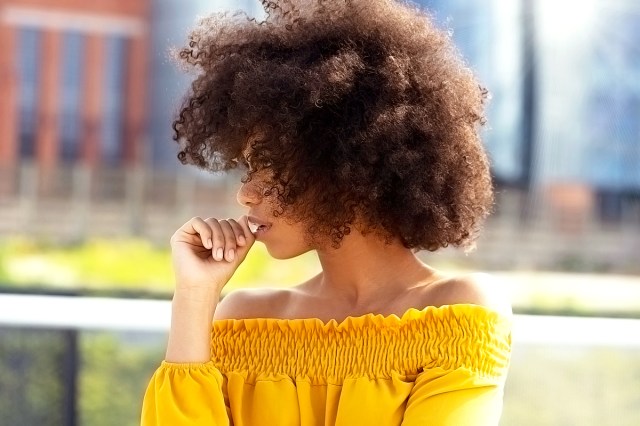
[173,216,253,263]
[227,218,247,246]
[216,219,237,262]
[203,218,224,261]
[173,216,213,249]
[204,217,251,262]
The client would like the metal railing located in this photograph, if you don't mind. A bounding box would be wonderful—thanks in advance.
[1,293,640,426]
[2,293,640,346]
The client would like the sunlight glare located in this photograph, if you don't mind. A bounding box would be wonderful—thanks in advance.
[540,0,598,41]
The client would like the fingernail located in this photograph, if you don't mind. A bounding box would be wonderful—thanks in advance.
[228,249,235,261]
[216,248,223,260]
[207,238,213,249]
[238,235,246,246]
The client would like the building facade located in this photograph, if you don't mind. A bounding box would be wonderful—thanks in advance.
[0,0,151,170]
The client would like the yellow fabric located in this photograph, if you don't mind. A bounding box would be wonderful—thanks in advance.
[141,303,512,425]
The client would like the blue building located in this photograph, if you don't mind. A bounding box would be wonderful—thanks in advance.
[586,7,640,192]
[420,0,525,184]
[423,0,640,197]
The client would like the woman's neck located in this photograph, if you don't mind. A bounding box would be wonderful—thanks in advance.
[313,232,438,310]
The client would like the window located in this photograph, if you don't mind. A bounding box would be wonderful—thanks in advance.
[18,28,41,159]
[102,35,128,166]
[60,31,85,162]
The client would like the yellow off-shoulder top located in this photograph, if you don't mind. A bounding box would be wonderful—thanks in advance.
[141,304,512,425]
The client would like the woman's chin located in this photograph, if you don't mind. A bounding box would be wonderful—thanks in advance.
[264,243,310,260]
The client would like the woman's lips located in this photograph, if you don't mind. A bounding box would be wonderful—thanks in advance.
[247,216,272,235]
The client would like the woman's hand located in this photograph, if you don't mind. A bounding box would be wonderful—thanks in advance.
[169,215,255,295]
[165,216,254,363]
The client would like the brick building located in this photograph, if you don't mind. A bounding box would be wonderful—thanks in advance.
[0,0,151,170]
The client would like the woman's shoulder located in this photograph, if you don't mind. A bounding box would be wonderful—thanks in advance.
[214,273,322,320]
[214,286,298,321]
[420,272,513,319]
[215,272,511,321]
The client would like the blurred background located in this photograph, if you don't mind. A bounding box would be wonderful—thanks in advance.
[0,0,638,425]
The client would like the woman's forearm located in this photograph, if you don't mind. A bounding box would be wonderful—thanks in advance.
[164,216,253,363]
[165,288,220,363]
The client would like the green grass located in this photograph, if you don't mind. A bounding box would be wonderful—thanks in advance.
[3,238,638,317]
[0,238,320,293]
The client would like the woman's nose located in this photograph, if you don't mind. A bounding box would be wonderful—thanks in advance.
[236,181,262,207]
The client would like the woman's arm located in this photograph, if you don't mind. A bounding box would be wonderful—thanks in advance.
[402,274,512,425]
[141,216,254,425]
[401,366,507,426]
[165,288,220,362]
[163,215,255,363]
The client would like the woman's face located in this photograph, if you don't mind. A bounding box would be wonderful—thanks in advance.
[236,168,313,259]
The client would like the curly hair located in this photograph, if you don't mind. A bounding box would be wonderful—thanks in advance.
[173,0,493,251]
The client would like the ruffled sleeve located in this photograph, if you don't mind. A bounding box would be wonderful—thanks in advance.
[141,361,230,426]
[401,305,512,426]
[401,367,506,425]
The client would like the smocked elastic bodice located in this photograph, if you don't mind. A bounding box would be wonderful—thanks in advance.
[210,303,512,383]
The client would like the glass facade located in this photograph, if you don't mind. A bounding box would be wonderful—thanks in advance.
[419,0,640,193]
[420,0,525,183]
[586,4,640,192]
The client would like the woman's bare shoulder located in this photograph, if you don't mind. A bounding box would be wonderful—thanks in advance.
[421,272,513,318]
[214,273,322,320]
[213,287,294,320]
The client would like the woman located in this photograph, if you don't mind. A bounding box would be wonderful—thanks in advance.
[142,0,512,424]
